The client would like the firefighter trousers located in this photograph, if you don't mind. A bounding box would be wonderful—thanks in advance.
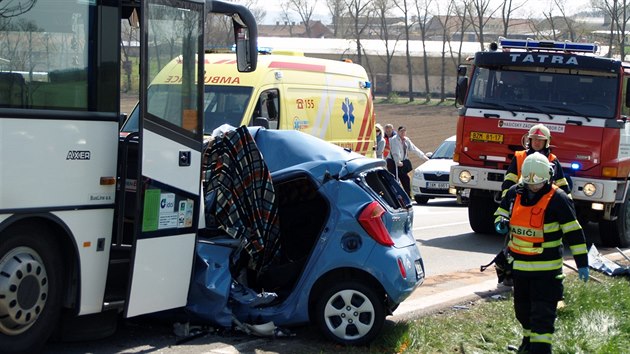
[513,274,564,354]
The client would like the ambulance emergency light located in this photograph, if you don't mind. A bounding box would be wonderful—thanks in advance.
[499,38,599,54]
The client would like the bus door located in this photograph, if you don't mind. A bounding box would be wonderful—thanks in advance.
[126,0,205,317]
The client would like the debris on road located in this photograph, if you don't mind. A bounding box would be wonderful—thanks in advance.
[587,245,630,277]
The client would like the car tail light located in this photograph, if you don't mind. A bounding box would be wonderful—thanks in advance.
[358,201,394,246]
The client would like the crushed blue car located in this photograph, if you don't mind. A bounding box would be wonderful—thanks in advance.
[186,125,424,345]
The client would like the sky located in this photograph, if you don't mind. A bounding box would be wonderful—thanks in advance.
[256,0,595,25]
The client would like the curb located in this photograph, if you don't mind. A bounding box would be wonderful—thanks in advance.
[390,249,630,322]
[390,268,509,322]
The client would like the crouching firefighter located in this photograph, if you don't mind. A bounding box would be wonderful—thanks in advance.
[493,152,589,354]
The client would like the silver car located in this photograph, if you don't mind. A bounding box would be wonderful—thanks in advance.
[411,135,457,204]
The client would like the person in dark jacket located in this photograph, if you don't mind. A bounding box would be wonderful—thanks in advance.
[494,152,589,354]
[501,124,570,199]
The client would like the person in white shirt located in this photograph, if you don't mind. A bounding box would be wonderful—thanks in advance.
[389,126,428,196]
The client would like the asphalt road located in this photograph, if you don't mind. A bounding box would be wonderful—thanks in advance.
[42,198,607,353]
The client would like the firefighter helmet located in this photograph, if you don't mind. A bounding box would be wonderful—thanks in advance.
[521,152,553,184]
[528,124,551,148]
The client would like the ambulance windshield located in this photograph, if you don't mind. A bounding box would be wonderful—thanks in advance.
[203,85,253,132]
[465,67,618,119]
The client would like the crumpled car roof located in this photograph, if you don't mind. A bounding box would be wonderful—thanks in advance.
[250,128,364,173]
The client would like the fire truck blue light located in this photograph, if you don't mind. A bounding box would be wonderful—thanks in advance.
[499,38,598,54]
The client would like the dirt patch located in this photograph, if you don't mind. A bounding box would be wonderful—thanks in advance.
[375,101,459,168]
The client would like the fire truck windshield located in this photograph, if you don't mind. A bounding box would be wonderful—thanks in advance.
[465,67,618,119]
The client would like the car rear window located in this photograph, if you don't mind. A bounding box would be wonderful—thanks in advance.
[362,169,411,209]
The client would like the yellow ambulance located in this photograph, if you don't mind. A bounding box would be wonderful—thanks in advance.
[146,51,376,156]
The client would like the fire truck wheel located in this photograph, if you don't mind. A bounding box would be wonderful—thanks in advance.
[314,280,385,345]
[414,196,429,205]
[598,197,630,247]
[468,193,497,234]
[0,225,63,353]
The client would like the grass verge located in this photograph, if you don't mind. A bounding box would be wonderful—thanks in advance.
[315,274,630,354]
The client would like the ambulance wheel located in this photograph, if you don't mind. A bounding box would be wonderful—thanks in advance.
[315,281,384,346]
[0,225,63,354]
[468,193,496,234]
[599,197,630,247]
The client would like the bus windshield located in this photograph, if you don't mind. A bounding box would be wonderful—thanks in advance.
[122,84,254,134]
[465,67,618,119]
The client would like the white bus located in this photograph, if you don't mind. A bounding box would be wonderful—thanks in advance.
[0,1,257,352]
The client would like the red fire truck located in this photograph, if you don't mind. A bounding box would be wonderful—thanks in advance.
[450,38,630,247]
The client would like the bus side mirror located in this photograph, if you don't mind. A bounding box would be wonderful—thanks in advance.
[456,77,468,105]
[457,65,467,77]
[626,80,630,107]
[233,22,256,72]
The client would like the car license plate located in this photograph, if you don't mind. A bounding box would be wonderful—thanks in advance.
[427,182,449,189]
[415,260,424,279]
[470,131,503,143]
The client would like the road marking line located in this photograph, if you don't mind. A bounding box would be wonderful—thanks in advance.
[413,221,469,231]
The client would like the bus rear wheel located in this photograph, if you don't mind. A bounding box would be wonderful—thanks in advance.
[0,226,63,353]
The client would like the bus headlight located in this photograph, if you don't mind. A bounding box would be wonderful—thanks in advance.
[458,170,472,183]
[583,183,597,197]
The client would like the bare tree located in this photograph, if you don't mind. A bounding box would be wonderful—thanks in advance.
[615,0,628,60]
[0,0,37,18]
[467,0,499,50]
[553,0,578,41]
[593,0,630,59]
[345,0,372,65]
[278,2,297,36]
[414,0,432,102]
[373,0,401,96]
[121,19,139,93]
[436,0,456,103]
[500,0,526,37]
[452,0,471,68]
[283,0,318,37]
[326,0,346,37]
[539,2,562,41]
[394,0,414,102]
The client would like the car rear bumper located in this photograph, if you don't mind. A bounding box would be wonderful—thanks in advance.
[367,243,424,306]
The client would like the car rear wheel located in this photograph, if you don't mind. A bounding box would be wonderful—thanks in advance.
[314,281,384,345]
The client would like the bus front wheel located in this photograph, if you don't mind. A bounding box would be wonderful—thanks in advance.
[0,225,64,353]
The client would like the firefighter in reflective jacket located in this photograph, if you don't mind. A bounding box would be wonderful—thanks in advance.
[494,152,589,354]
[501,124,570,199]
